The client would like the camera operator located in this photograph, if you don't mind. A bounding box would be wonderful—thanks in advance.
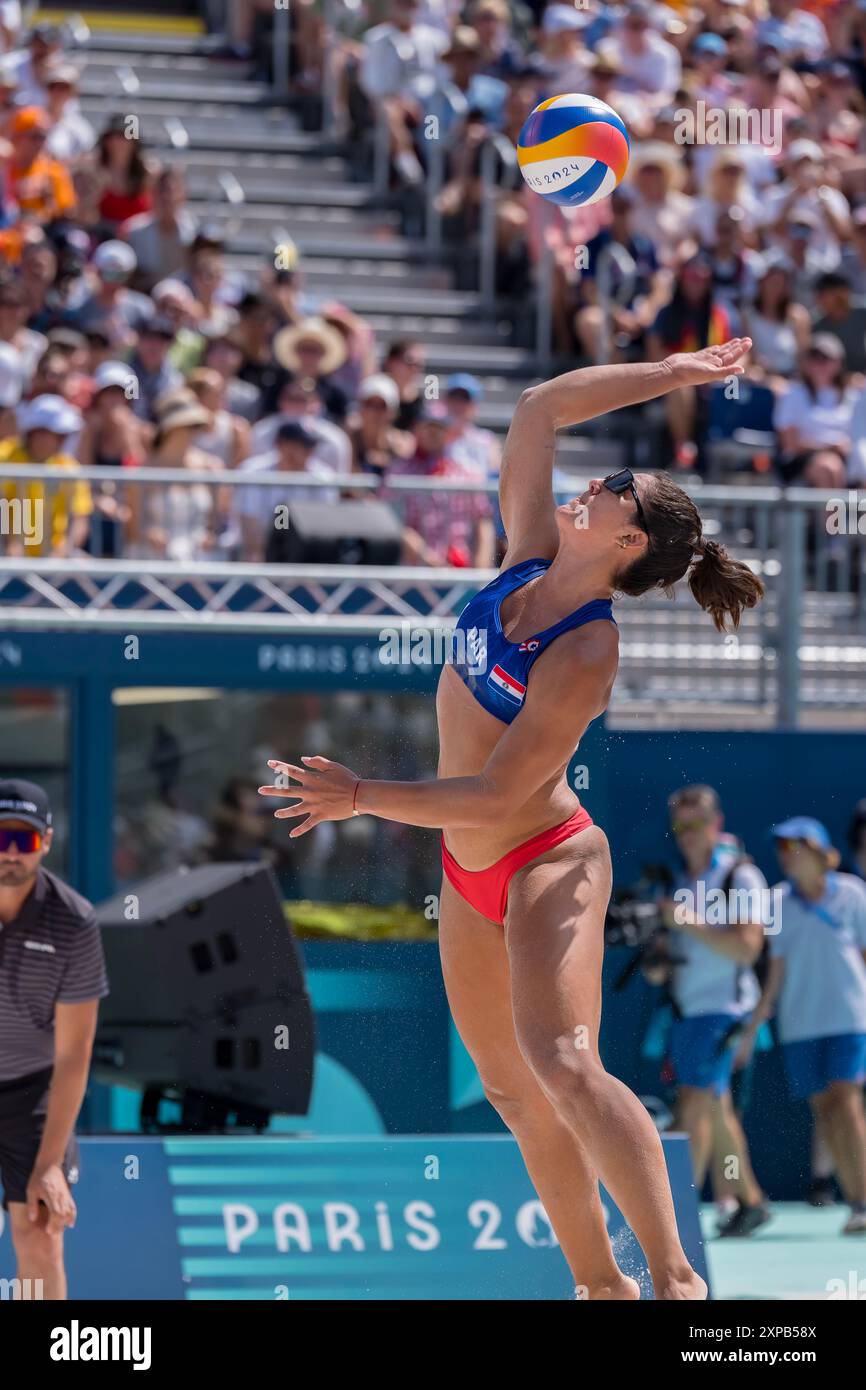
[646,784,771,1238]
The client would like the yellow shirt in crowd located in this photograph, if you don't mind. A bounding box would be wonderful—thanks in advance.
[0,438,93,555]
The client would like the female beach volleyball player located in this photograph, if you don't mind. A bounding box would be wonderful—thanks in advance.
[260,338,763,1300]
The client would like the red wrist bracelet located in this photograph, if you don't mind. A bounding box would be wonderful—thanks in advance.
[352,779,361,815]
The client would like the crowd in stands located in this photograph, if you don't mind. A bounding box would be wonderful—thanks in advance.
[3,3,866,563]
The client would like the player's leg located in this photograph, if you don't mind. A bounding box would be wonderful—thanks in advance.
[7,1202,66,1300]
[673,1083,714,1184]
[438,872,638,1298]
[505,826,706,1299]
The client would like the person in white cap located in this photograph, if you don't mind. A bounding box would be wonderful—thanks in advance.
[762,140,851,270]
[0,394,91,556]
[347,372,413,481]
[43,64,94,163]
[67,241,152,347]
[538,5,592,94]
[598,0,681,108]
[77,360,147,559]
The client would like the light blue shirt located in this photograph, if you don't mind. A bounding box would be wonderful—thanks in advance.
[769,873,866,1044]
[670,847,767,1020]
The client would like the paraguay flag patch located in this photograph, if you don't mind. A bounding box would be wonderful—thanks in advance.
[488,663,526,706]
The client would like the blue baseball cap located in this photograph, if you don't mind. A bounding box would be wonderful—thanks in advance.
[772,817,833,852]
[693,33,727,57]
[445,373,483,401]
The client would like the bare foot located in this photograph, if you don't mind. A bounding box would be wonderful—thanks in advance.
[576,1275,641,1300]
[654,1269,708,1300]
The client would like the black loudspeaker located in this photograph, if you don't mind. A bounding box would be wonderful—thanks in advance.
[265,498,403,564]
[94,863,315,1127]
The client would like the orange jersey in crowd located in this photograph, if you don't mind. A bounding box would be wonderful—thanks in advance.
[8,155,76,222]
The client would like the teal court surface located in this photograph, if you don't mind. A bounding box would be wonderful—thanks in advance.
[702,1204,866,1301]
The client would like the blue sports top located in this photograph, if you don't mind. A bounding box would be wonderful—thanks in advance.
[448,557,616,724]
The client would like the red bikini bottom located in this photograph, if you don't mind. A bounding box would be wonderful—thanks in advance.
[440,807,594,926]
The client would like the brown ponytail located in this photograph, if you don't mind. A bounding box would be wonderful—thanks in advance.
[615,473,764,631]
[687,536,764,633]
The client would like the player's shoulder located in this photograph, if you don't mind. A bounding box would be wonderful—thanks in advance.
[731,859,768,890]
[38,868,96,927]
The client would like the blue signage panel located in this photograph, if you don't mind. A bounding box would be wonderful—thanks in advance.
[0,1135,708,1301]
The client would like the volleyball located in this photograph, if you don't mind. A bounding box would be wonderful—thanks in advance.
[517,94,630,208]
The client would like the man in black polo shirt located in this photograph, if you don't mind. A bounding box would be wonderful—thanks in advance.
[0,779,108,1300]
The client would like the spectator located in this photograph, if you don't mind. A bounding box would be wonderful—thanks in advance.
[812,270,866,376]
[647,253,735,463]
[186,367,251,469]
[587,50,654,140]
[688,32,738,108]
[28,346,72,401]
[18,237,58,327]
[66,240,152,350]
[185,244,237,339]
[7,106,75,223]
[317,301,377,405]
[774,334,856,487]
[201,335,262,422]
[382,338,426,430]
[0,339,23,438]
[763,139,850,271]
[95,113,154,232]
[0,275,45,383]
[359,0,448,186]
[428,25,508,137]
[756,0,829,65]
[840,205,866,298]
[230,291,282,402]
[688,152,762,248]
[386,403,494,567]
[469,0,525,80]
[0,394,91,557]
[272,316,350,422]
[709,209,761,314]
[43,65,94,163]
[0,22,62,107]
[744,255,811,387]
[77,361,147,557]
[151,277,204,373]
[442,372,500,482]
[127,314,183,422]
[250,376,351,473]
[626,143,693,268]
[538,7,592,96]
[122,166,197,293]
[348,372,413,481]
[233,419,339,561]
[598,0,682,108]
[576,187,668,363]
[129,397,223,562]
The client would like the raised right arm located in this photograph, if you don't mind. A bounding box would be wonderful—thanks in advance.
[499,341,750,568]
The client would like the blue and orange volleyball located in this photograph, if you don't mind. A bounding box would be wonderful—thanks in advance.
[517,94,630,207]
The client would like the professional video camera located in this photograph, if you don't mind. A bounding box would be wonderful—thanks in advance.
[604,862,686,992]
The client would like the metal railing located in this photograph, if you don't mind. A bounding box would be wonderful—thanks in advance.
[1,467,864,724]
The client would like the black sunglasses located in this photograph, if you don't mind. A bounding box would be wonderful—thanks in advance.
[603,468,648,533]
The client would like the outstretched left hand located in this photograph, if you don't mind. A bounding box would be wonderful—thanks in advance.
[665,337,752,389]
[258,756,360,837]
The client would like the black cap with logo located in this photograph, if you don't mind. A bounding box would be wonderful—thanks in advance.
[0,780,53,833]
